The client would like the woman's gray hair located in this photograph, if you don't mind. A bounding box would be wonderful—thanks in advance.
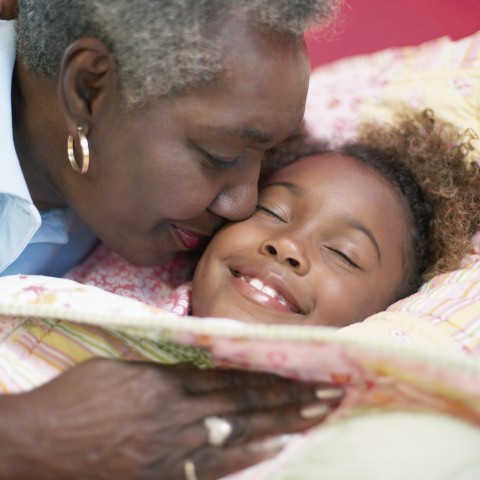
[16,0,341,108]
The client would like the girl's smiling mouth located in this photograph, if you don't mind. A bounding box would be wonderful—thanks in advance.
[229,267,304,315]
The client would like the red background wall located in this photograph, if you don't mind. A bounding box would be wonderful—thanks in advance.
[307,0,480,68]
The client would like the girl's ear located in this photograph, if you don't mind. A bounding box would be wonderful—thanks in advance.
[58,37,118,138]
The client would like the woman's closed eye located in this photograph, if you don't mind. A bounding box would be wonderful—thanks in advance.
[205,152,241,170]
[325,246,360,269]
[200,147,244,171]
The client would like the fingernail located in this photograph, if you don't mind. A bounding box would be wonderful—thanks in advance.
[249,435,291,455]
[315,387,344,400]
[300,403,330,419]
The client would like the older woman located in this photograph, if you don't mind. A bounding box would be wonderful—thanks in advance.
[0,1,344,479]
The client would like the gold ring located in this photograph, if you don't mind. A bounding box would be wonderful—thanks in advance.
[184,459,198,480]
[204,415,233,447]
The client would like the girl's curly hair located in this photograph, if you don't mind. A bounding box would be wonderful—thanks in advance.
[357,110,480,284]
[263,109,480,299]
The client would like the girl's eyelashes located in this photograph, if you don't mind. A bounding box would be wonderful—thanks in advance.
[325,246,360,269]
[255,204,287,222]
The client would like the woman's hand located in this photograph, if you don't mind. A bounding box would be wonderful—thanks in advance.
[0,359,343,479]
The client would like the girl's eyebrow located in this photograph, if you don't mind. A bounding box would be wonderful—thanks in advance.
[262,181,304,197]
[343,217,382,263]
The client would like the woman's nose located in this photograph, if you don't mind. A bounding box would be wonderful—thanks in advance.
[260,236,310,275]
[209,184,258,221]
[208,166,260,222]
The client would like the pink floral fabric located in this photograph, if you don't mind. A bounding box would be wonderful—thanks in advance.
[66,243,193,315]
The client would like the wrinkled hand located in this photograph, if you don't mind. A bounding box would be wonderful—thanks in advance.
[0,359,343,479]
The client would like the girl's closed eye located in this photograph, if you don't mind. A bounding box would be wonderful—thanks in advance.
[325,246,361,269]
[255,203,287,222]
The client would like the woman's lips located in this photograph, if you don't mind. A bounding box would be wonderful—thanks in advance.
[173,226,208,250]
[229,268,303,315]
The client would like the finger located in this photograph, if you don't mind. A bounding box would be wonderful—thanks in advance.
[180,402,332,452]
[224,403,333,445]
[164,363,344,403]
[179,436,291,480]
[181,380,343,423]
[165,363,291,393]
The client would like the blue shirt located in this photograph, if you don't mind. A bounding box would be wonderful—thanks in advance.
[0,20,97,277]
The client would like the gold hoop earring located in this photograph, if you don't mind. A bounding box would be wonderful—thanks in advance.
[67,126,90,175]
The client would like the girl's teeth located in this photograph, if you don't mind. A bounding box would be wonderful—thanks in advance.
[262,285,277,298]
[244,276,285,302]
[277,297,288,307]
[249,278,264,290]
[237,273,299,314]
[247,277,278,298]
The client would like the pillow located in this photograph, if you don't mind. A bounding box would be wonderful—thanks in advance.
[304,31,480,164]
[341,234,480,356]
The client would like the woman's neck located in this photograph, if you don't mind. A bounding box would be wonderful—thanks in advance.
[11,60,68,210]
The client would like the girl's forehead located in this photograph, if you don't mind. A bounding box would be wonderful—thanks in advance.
[268,152,367,184]
[264,153,403,216]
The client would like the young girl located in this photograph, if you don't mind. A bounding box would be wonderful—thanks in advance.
[67,110,480,327]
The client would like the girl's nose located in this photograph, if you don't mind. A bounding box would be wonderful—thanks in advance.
[260,236,310,275]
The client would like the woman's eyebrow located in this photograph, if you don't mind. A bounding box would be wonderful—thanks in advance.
[213,126,274,144]
[262,181,304,197]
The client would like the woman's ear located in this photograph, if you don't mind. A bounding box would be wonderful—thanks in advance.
[58,37,118,137]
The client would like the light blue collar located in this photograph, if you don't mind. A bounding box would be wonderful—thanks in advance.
[0,20,32,201]
[0,20,41,272]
